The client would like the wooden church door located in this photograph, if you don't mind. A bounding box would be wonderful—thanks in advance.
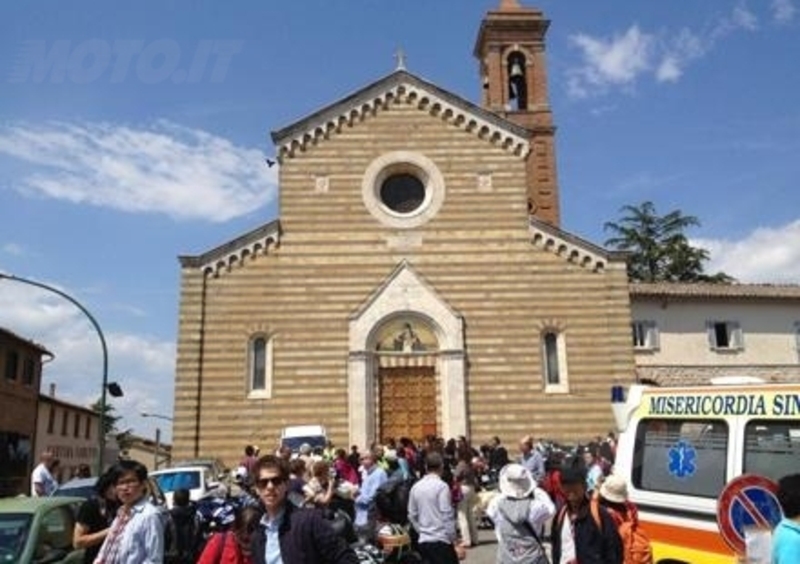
[378,366,436,443]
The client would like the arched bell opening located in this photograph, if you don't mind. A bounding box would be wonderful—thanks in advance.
[507,51,528,111]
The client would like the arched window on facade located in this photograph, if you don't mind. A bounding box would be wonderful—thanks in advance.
[249,335,273,398]
[542,329,569,394]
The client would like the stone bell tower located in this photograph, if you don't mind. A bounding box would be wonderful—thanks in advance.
[474,0,560,226]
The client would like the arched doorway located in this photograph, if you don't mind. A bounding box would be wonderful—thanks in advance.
[348,261,467,449]
[374,317,438,443]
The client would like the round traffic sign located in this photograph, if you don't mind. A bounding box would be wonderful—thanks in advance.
[717,474,783,555]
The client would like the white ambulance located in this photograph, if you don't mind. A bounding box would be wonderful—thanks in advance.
[611,377,800,563]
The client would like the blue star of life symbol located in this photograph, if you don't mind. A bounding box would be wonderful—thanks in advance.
[668,439,697,479]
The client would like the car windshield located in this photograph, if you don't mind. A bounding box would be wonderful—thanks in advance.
[0,513,31,563]
[152,471,201,493]
[282,436,327,452]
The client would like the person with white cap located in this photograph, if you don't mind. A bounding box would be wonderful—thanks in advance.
[597,473,653,564]
[486,463,555,564]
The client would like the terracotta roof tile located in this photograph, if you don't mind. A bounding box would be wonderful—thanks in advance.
[629,282,800,300]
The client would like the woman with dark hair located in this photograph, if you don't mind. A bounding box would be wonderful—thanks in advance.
[93,459,165,563]
[72,467,119,564]
[197,505,263,564]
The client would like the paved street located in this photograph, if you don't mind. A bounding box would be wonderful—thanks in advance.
[463,528,552,564]
[464,529,498,563]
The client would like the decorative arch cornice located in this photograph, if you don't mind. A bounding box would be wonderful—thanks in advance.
[529,217,627,274]
[500,44,537,62]
[271,70,531,161]
[242,323,275,339]
[533,318,567,334]
[178,220,281,278]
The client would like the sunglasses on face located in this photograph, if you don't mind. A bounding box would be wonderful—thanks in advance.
[255,476,286,489]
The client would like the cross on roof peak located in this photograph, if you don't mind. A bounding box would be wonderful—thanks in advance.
[394,48,407,71]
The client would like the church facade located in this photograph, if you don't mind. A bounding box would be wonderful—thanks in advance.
[173,1,636,461]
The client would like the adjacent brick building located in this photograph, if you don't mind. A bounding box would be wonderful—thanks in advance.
[35,385,101,482]
[173,1,637,462]
[0,327,52,496]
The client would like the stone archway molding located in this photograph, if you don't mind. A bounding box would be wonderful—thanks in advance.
[348,260,466,448]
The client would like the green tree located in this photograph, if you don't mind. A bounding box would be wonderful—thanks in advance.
[90,398,121,436]
[604,201,735,283]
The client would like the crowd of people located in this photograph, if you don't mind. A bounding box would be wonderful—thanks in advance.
[226,433,628,563]
[25,430,800,563]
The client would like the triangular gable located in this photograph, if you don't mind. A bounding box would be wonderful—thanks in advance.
[271,70,531,160]
[529,217,628,274]
[349,260,463,352]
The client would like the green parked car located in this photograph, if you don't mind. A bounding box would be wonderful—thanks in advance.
[0,496,85,563]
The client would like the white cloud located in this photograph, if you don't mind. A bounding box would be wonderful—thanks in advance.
[772,0,797,23]
[567,26,653,98]
[656,28,707,83]
[567,4,766,97]
[694,219,800,283]
[0,279,176,441]
[2,243,25,256]
[0,120,277,223]
[655,56,682,83]
[731,4,759,30]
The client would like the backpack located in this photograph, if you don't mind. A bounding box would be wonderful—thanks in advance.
[557,501,653,564]
[375,477,415,525]
[616,515,653,564]
[165,505,201,564]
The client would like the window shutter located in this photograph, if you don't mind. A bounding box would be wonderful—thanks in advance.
[795,322,800,360]
[649,322,660,350]
[731,322,744,350]
[706,321,716,349]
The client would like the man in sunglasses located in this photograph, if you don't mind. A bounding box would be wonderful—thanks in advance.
[250,455,359,564]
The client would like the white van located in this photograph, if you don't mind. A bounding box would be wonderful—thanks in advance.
[611,378,800,563]
[280,425,328,455]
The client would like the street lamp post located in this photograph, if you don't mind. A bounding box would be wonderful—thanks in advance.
[140,412,174,422]
[140,412,174,470]
[0,273,118,475]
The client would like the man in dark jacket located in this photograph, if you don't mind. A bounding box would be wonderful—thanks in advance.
[551,463,622,564]
[250,454,359,564]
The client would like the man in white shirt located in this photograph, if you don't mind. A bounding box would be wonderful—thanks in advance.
[30,451,58,497]
[408,452,466,563]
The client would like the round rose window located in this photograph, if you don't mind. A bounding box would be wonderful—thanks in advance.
[379,173,426,214]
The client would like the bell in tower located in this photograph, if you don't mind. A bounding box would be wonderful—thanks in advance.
[473,0,561,227]
[507,52,528,111]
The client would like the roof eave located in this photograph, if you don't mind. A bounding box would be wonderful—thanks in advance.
[270,69,532,149]
[179,219,282,274]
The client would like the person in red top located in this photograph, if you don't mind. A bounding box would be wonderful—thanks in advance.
[197,505,262,564]
[239,446,258,481]
[541,453,566,510]
[333,448,359,486]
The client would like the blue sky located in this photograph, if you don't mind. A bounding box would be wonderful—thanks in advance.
[1,0,799,444]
